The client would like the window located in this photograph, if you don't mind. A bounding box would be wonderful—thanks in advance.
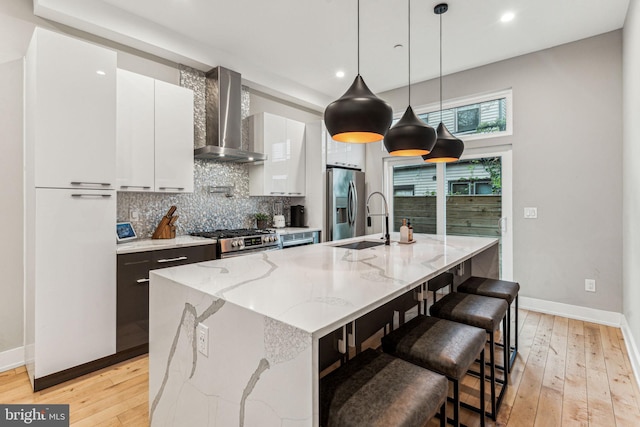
[457,107,480,133]
[394,185,415,196]
[411,90,511,140]
[449,179,492,195]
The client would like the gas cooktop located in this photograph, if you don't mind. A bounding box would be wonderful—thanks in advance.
[190,229,276,239]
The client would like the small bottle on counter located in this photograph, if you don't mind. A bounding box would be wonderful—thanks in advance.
[408,219,413,242]
[400,218,409,243]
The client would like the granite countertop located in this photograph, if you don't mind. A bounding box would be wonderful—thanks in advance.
[116,235,216,254]
[151,233,498,337]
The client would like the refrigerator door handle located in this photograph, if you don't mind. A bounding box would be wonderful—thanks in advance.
[351,180,358,226]
[347,181,358,226]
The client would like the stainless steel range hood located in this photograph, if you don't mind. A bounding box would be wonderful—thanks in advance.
[194,66,267,163]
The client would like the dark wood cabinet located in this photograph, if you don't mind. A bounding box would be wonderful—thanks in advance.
[116,244,216,356]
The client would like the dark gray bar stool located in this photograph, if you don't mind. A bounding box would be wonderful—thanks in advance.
[320,348,448,427]
[381,316,486,427]
[430,292,508,420]
[425,272,454,312]
[457,277,520,372]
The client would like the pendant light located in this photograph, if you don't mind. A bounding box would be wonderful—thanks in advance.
[383,0,436,156]
[324,0,393,143]
[422,3,464,163]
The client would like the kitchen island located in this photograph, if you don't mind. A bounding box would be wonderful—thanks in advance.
[148,233,499,426]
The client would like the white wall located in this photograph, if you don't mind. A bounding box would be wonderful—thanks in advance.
[0,59,24,354]
[623,0,640,365]
[371,31,623,313]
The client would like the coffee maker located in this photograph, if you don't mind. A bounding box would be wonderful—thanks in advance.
[290,205,305,227]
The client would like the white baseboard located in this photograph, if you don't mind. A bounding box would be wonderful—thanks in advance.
[0,346,24,373]
[519,296,623,326]
[621,317,640,392]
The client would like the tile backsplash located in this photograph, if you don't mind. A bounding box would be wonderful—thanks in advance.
[116,65,292,238]
[117,160,294,238]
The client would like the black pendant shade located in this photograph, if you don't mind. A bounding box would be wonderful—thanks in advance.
[324,75,393,143]
[422,122,464,163]
[384,106,436,156]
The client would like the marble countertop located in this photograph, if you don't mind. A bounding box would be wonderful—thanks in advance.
[116,235,216,254]
[151,233,497,337]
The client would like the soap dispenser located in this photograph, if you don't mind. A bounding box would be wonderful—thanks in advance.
[400,218,409,243]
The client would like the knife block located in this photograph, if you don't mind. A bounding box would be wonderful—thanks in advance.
[152,206,178,239]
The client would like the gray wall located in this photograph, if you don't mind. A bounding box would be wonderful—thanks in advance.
[370,31,623,313]
[0,59,24,353]
[623,0,640,362]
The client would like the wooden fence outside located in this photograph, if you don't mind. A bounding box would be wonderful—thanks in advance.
[393,195,502,237]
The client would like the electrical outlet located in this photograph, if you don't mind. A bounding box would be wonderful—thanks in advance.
[585,279,596,293]
[129,210,139,221]
[524,207,538,219]
[197,323,208,357]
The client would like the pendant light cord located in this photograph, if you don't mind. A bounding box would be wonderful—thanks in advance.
[408,0,411,105]
[439,10,443,122]
[357,0,360,75]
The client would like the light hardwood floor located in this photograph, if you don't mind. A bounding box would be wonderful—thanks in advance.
[1,309,639,426]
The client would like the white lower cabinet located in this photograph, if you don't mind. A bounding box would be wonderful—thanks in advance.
[32,188,116,379]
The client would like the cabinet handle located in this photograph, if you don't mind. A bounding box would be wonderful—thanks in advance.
[121,185,151,190]
[288,192,302,195]
[136,278,150,284]
[158,187,185,191]
[71,181,111,187]
[71,193,112,198]
[157,256,188,263]
[269,192,285,195]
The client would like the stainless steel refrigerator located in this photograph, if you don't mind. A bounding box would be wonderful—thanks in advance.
[326,168,365,241]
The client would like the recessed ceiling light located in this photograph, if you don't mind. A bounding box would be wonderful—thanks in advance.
[394,44,403,49]
[96,70,106,76]
[501,11,515,23]
[335,70,345,78]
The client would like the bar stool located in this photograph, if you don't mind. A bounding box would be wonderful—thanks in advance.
[381,316,486,427]
[457,277,520,372]
[430,292,508,420]
[320,348,448,427]
[425,272,454,312]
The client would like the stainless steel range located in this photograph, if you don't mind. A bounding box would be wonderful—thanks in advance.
[191,229,280,258]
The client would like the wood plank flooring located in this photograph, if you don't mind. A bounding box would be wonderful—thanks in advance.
[1,309,639,426]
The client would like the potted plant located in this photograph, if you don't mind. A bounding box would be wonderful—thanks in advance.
[255,213,270,229]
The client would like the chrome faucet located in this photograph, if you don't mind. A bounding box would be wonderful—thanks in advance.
[366,191,390,245]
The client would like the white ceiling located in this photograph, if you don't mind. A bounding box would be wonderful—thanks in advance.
[33,0,630,110]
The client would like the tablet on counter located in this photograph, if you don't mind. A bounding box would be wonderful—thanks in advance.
[116,222,137,243]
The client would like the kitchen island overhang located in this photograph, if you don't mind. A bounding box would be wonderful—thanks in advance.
[148,233,499,426]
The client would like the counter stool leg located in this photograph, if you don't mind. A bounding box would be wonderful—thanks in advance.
[439,401,446,427]
[489,332,496,420]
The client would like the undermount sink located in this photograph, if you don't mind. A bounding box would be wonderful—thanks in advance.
[332,240,385,250]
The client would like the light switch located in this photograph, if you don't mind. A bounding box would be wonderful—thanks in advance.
[524,207,538,219]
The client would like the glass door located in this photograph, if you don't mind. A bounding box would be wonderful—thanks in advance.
[385,149,512,280]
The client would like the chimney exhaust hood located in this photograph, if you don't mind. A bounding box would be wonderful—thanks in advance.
[194,66,266,163]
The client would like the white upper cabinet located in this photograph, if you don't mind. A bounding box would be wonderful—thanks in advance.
[154,79,194,193]
[249,112,306,196]
[116,71,194,193]
[116,69,154,192]
[26,28,116,190]
[326,131,365,171]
